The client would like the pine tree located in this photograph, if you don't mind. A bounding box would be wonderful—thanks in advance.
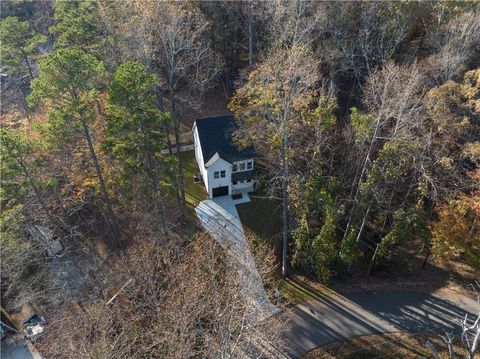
[28,49,121,246]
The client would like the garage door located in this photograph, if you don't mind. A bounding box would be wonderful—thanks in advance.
[212,186,229,197]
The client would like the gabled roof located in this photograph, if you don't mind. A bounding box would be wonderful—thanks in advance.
[194,115,255,166]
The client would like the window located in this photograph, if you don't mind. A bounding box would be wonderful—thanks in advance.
[246,160,253,170]
[232,164,237,172]
[220,170,226,178]
[233,181,238,185]
[214,171,219,179]
[239,162,245,171]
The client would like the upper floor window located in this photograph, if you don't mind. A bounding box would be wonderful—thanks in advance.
[239,162,245,171]
[246,160,253,170]
[214,170,226,179]
[232,163,237,172]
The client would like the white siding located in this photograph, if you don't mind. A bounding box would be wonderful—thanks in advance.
[193,121,256,198]
[206,157,232,197]
[231,181,254,195]
[232,159,254,172]
[193,125,208,189]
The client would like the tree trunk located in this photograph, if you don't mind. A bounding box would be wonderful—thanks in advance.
[422,242,430,270]
[138,116,168,236]
[366,242,379,276]
[281,172,289,277]
[342,115,381,246]
[281,110,289,277]
[21,50,34,81]
[469,214,478,238]
[347,204,371,272]
[81,120,121,247]
[17,157,59,231]
[19,80,31,121]
[170,91,186,217]
[426,340,441,359]
[155,87,175,158]
[248,0,254,67]
[5,140,59,232]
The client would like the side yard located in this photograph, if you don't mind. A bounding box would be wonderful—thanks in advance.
[179,150,207,208]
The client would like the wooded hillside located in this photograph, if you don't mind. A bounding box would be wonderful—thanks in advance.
[1,1,479,357]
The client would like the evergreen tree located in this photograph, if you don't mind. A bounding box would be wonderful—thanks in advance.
[50,0,99,51]
[28,49,121,246]
[0,16,46,80]
[105,61,172,228]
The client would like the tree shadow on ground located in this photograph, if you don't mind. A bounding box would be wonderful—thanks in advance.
[282,277,479,358]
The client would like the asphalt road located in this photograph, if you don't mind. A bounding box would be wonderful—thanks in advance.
[283,290,480,358]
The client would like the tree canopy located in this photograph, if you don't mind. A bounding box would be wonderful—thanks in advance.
[0,16,46,79]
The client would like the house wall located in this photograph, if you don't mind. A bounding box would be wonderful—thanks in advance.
[231,159,254,195]
[194,122,255,198]
[206,157,232,197]
[231,180,254,195]
[232,159,254,172]
[193,125,208,189]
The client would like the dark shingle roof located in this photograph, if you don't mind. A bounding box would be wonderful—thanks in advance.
[194,115,255,165]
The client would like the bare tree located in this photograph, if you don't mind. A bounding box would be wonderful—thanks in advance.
[37,234,286,358]
[341,62,426,261]
[265,0,323,47]
[231,43,318,277]
[427,282,480,359]
[425,11,480,85]
[318,2,412,88]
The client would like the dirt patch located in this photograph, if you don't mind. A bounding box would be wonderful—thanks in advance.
[301,332,469,359]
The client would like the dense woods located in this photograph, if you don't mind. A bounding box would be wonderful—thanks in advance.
[1,0,479,357]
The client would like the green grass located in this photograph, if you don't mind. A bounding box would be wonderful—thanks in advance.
[236,196,282,243]
[179,151,207,208]
[180,161,323,306]
[278,276,332,304]
[237,196,330,304]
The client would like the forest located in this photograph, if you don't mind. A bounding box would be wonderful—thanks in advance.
[1,1,479,358]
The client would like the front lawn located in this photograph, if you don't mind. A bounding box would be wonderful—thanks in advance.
[236,195,282,245]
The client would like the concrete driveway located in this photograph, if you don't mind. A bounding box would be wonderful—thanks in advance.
[283,289,480,358]
[195,197,278,323]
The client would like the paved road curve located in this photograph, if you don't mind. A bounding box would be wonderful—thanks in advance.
[283,289,480,358]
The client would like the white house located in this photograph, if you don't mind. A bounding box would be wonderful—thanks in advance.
[193,115,256,198]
